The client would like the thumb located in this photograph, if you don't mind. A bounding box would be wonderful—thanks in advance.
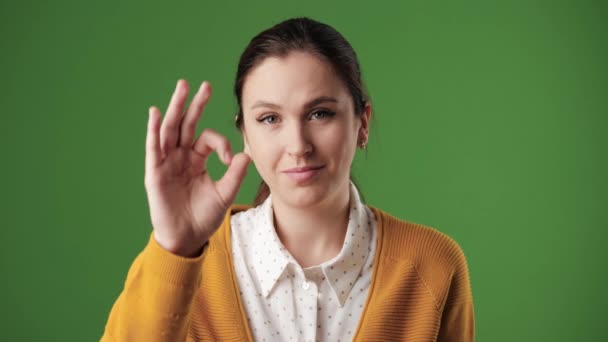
[215,152,251,204]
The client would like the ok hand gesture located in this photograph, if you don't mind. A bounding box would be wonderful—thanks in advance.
[145,80,250,257]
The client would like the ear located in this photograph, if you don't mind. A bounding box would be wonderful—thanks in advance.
[358,102,371,143]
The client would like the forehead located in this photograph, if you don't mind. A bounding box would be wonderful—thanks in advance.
[241,51,350,110]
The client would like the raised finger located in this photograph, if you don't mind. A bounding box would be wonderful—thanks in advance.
[179,81,211,148]
[160,79,189,153]
[145,106,162,173]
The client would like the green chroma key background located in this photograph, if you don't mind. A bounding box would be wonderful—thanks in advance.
[0,0,606,340]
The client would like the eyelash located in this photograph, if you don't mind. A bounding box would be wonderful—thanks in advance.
[257,110,336,125]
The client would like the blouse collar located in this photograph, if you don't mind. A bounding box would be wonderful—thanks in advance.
[251,181,373,307]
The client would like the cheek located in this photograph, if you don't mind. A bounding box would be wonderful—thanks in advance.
[319,126,357,165]
[248,133,282,174]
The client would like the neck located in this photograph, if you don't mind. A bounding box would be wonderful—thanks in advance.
[272,182,351,268]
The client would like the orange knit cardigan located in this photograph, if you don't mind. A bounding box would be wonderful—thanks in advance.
[101,205,475,341]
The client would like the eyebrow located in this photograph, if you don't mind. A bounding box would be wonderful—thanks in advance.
[250,96,338,111]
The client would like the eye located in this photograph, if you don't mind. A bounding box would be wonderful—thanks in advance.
[310,110,336,120]
[257,114,279,125]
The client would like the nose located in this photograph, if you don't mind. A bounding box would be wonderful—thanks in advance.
[285,121,313,157]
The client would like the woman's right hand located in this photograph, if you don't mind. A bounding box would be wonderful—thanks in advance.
[144,79,250,257]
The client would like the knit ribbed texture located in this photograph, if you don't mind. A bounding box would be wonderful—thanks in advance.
[101,205,474,341]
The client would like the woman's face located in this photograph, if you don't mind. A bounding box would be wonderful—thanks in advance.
[241,51,370,208]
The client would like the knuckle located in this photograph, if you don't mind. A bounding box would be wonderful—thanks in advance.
[182,118,196,130]
[164,121,177,130]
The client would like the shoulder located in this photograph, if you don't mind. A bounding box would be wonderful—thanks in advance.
[370,206,473,306]
[370,206,470,277]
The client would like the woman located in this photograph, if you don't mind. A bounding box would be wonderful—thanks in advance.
[101,17,474,341]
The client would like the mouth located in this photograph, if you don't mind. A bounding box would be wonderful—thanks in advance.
[282,165,325,183]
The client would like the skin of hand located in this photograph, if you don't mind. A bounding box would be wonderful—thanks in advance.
[144,79,251,257]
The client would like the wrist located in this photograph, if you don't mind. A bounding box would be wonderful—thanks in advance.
[153,231,208,258]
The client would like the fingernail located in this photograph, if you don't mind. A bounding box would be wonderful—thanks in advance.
[200,81,210,100]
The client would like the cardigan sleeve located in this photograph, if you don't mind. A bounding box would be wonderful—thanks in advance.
[100,231,207,342]
[436,244,475,342]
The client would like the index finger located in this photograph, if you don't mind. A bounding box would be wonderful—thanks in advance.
[146,106,162,171]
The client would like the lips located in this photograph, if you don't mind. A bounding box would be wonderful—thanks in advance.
[283,165,324,173]
[282,165,325,183]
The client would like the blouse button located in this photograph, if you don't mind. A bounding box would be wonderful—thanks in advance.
[302,282,310,290]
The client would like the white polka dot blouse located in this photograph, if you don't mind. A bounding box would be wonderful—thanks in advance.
[230,181,378,342]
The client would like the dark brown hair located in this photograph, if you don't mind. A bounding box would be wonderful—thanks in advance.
[233,17,373,206]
